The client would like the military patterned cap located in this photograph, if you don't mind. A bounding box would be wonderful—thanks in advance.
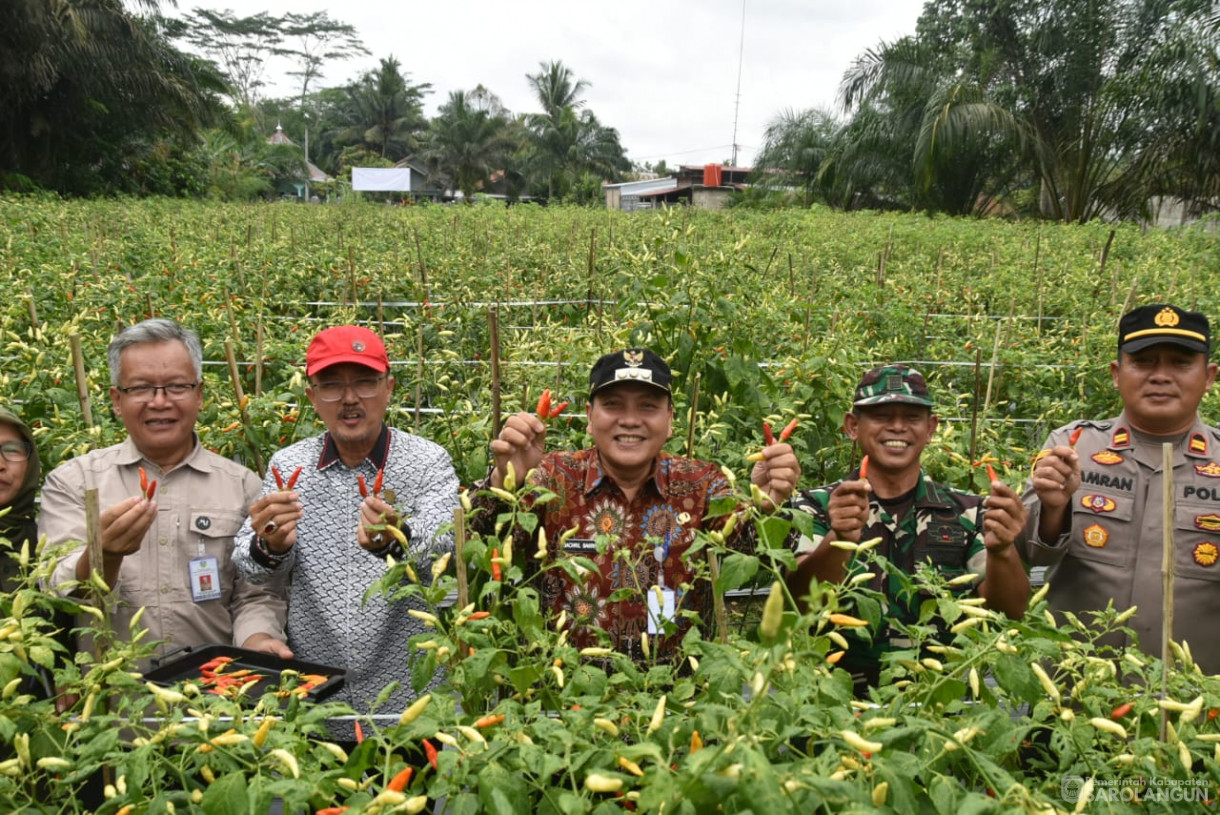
[852,364,935,408]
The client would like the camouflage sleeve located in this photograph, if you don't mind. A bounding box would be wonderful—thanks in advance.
[790,487,832,556]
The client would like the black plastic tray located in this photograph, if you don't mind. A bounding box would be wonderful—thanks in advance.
[144,643,345,704]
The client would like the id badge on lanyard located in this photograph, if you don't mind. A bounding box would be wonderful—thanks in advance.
[188,525,221,603]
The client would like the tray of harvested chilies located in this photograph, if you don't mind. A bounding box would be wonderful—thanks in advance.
[144,644,345,704]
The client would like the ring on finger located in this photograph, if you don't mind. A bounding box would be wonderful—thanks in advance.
[263,519,278,535]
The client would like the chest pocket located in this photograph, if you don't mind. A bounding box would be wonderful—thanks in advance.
[1175,501,1220,583]
[913,518,970,575]
[1068,490,1135,567]
[188,510,244,561]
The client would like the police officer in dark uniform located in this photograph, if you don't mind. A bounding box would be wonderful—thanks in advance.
[1021,303,1220,673]
[789,364,1030,691]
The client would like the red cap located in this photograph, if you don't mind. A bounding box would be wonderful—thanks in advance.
[305,326,389,376]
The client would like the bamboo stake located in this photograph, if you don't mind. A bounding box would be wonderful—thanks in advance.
[968,347,982,480]
[684,374,701,459]
[347,245,357,305]
[226,338,264,476]
[254,318,264,397]
[586,227,597,314]
[377,292,386,338]
[706,550,729,645]
[26,289,38,329]
[982,305,1007,418]
[69,334,94,427]
[84,488,109,653]
[414,326,424,430]
[413,225,430,303]
[1033,231,1043,337]
[454,507,469,610]
[489,306,502,439]
[1161,442,1175,741]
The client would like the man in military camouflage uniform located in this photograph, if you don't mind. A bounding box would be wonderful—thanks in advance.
[1021,303,1220,673]
[789,365,1030,691]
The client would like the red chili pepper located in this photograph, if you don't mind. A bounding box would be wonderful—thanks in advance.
[358,476,369,498]
[272,466,285,490]
[779,418,799,441]
[536,389,552,422]
[467,611,491,620]
[548,401,569,418]
[354,721,364,744]
[491,549,502,581]
[763,422,775,446]
[286,466,303,489]
[986,464,998,484]
[373,468,384,495]
[474,713,504,728]
[423,738,438,770]
[858,455,869,480]
[139,466,148,495]
[387,766,413,792]
[146,480,157,500]
[315,807,349,815]
[1069,426,1083,447]
[1111,702,1134,719]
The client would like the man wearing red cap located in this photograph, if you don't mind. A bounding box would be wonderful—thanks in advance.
[234,325,459,715]
[469,348,801,662]
[1021,303,1220,672]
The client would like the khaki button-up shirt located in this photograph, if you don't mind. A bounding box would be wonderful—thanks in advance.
[40,438,286,659]
[1020,413,1220,673]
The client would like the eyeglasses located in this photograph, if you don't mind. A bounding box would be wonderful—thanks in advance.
[310,376,386,402]
[0,441,31,462]
[116,382,200,403]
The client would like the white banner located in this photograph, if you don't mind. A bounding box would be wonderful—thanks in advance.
[352,167,412,191]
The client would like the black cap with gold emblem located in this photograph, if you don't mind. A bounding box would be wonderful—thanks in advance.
[588,349,672,398]
[1118,304,1210,355]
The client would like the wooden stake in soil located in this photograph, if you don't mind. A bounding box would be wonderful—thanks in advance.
[489,306,502,439]
[685,374,701,459]
[706,549,729,645]
[254,318,264,397]
[84,488,109,650]
[968,347,982,479]
[414,326,425,430]
[26,289,38,330]
[586,227,597,315]
[1160,442,1175,741]
[454,507,469,610]
[69,334,94,427]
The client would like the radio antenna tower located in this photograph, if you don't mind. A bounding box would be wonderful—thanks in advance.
[730,0,746,166]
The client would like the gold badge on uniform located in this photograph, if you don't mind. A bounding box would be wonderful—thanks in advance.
[1080,494,1117,514]
[1191,433,1208,455]
[1112,427,1130,447]
[1192,542,1219,567]
[1083,523,1109,548]
[1194,514,1220,532]
[1092,451,1124,466]
[1196,462,1220,478]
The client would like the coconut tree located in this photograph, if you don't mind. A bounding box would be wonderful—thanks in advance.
[424,90,511,202]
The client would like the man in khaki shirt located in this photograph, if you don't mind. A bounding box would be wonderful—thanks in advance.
[40,319,289,660]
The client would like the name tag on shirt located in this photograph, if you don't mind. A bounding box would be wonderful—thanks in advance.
[563,537,598,554]
[189,556,222,602]
[647,587,677,634]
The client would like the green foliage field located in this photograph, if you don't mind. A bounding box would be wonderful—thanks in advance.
[2,198,1220,813]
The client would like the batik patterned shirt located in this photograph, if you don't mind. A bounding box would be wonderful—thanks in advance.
[470,448,744,661]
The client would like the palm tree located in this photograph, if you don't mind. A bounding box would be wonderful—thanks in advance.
[527,60,590,120]
[424,90,511,202]
[752,108,840,206]
[334,57,430,160]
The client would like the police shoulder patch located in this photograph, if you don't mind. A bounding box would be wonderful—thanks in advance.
[1196,462,1220,478]
[1190,433,1208,455]
[1092,451,1124,466]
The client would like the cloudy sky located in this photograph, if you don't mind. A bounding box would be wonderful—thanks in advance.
[238,1,924,168]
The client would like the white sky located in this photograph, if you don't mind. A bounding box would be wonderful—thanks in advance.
[218,1,924,168]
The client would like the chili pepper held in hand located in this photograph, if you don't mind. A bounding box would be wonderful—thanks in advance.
[536,389,552,423]
[779,418,799,441]
[858,455,869,480]
[146,480,157,500]
[987,464,998,484]
[358,476,369,498]
[286,466,303,489]
[373,468,384,495]
[763,422,776,446]
[139,466,149,495]
[272,466,285,490]
[548,401,569,418]
[1069,426,1083,447]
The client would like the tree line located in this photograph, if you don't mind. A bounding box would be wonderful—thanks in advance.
[0,2,630,202]
[750,0,1220,222]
